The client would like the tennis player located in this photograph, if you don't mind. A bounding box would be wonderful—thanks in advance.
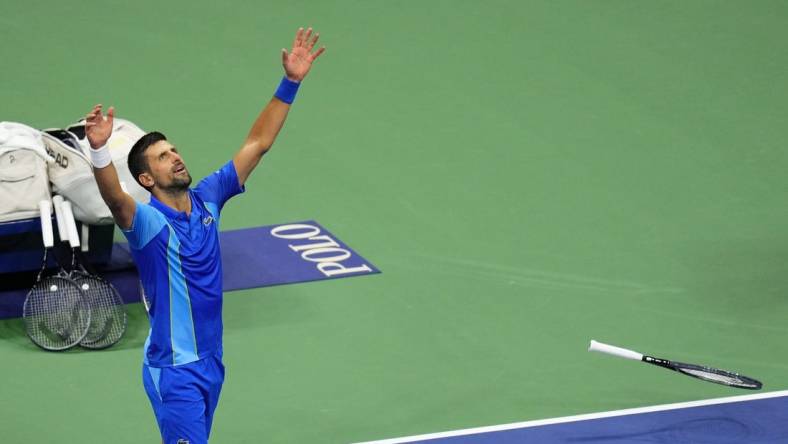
[84,27,325,443]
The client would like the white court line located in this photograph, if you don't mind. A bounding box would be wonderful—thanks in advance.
[353,390,788,444]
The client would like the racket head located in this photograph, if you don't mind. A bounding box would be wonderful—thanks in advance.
[23,275,91,351]
[71,271,128,349]
[672,361,763,390]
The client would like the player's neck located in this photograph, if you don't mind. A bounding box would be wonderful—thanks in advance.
[153,189,192,215]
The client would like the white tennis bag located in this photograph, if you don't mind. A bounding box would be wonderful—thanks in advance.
[0,122,54,222]
[44,118,150,225]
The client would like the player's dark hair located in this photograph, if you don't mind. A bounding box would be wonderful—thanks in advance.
[128,131,167,190]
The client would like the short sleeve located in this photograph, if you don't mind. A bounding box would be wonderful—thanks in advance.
[193,160,245,213]
[121,202,167,249]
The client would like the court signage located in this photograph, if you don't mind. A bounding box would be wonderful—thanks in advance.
[270,223,374,277]
[215,219,380,292]
[0,220,380,319]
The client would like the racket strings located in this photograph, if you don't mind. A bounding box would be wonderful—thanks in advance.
[678,366,760,388]
[23,276,90,350]
[71,273,127,349]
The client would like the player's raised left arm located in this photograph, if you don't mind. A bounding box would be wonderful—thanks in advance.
[233,27,326,186]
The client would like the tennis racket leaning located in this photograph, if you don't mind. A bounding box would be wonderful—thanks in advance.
[589,340,762,390]
[59,199,127,349]
[22,200,91,351]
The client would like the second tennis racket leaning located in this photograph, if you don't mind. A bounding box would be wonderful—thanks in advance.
[588,340,762,390]
[59,199,128,349]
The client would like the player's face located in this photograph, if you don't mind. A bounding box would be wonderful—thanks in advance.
[143,140,192,192]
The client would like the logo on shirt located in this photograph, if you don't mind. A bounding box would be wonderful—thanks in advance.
[177,440,190,444]
[203,216,214,226]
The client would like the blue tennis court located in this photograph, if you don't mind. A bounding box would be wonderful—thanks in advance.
[357,391,788,443]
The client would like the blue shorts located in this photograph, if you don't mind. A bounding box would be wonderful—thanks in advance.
[142,355,225,444]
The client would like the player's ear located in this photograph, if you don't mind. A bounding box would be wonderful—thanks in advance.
[139,172,154,189]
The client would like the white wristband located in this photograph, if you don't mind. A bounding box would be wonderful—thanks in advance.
[89,144,112,168]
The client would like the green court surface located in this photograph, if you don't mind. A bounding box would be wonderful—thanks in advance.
[2,1,788,442]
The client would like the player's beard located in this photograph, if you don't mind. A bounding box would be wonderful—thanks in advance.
[160,172,192,195]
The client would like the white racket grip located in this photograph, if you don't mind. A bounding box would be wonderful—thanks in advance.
[81,224,90,252]
[61,201,81,249]
[589,340,643,361]
[38,200,53,248]
[51,195,68,243]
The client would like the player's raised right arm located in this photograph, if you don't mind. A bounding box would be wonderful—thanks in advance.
[85,104,136,230]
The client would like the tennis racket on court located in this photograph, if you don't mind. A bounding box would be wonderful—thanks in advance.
[59,199,127,349]
[589,340,762,390]
[22,200,91,351]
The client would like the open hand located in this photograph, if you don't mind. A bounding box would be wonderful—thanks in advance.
[85,104,114,149]
[282,27,326,82]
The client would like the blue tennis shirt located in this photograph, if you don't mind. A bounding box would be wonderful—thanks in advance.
[123,160,244,367]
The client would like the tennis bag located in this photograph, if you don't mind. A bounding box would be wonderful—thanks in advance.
[0,122,53,222]
[44,118,150,225]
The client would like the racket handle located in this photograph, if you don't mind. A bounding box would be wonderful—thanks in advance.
[81,224,90,253]
[589,340,643,361]
[52,195,69,243]
[39,200,54,248]
[62,201,81,249]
